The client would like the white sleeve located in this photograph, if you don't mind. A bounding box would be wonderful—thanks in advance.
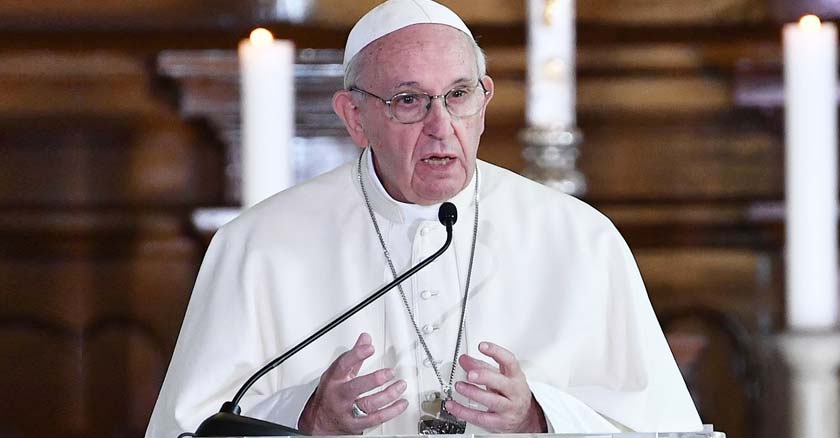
[534,218,702,433]
[145,227,314,438]
[144,228,258,437]
[530,381,624,433]
[247,378,319,429]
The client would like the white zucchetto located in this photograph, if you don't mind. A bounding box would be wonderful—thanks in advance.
[343,0,475,68]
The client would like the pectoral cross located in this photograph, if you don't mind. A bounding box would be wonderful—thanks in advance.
[418,391,467,435]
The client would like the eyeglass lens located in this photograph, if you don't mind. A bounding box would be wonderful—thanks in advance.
[390,85,486,123]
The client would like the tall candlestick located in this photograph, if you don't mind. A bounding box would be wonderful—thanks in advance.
[526,0,575,128]
[239,28,295,208]
[784,15,838,330]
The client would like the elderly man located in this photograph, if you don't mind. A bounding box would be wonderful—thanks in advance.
[145,0,702,436]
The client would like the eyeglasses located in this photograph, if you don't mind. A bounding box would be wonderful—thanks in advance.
[349,81,490,124]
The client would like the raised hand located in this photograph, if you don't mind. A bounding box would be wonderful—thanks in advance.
[445,341,547,433]
[298,333,409,434]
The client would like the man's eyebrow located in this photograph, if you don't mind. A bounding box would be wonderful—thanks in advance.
[449,77,474,86]
[394,81,421,90]
[392,78,475,92]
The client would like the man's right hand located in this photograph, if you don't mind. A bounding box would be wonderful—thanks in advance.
[298,333,409,435]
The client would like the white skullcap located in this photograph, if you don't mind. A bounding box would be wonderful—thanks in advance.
[343,0,474,68]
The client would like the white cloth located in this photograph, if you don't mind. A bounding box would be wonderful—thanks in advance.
[343,0,473,68]
[145,148,702,437]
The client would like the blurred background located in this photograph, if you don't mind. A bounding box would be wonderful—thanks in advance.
[0,0,832,437]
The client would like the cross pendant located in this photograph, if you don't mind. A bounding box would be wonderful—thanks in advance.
[418,393,467,434]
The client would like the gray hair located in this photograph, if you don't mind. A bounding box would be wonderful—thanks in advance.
[343,35,487,90]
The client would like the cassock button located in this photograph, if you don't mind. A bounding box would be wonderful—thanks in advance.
[420,226,431,236]
[420,290,438,300]
[422,324,438,334]
[423,358,443,368]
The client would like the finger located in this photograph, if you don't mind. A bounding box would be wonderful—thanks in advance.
[347,333,374,376]
[443,400,503,431]
[464,367,513,396]
[343,368,396,399]
[355,379,407,413]
[459,354,498,373]
[454,380,510,412]
[331,337,375,378]
[478,342,521,376]
[353,398,409,430]
[356,332,373,347]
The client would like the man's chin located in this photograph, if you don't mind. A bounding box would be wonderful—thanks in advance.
[412,183,467,205]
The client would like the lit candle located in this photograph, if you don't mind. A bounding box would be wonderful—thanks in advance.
[526,0,575,128]
[238,28,295,207]
[784,15,838,330]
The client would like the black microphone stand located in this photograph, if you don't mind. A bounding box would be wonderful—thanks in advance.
[189,203,458,437]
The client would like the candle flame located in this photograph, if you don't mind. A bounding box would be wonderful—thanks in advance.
[249,28,274,46]
[799,15,822,31]
[544,0,557,26]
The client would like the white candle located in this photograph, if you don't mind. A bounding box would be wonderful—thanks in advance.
[784,15,839,330]
[526,0,576,128]
[239,28,295,208]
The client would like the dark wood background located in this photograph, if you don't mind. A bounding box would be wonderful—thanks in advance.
[1,0,829,436]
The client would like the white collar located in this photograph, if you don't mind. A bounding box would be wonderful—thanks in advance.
[357,147,477,224]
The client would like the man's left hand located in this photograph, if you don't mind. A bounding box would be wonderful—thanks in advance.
[445,341,548,433]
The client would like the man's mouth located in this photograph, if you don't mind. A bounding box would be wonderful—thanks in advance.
[421,156,454,166]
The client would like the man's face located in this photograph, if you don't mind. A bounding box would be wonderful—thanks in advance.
[350,24,493,205]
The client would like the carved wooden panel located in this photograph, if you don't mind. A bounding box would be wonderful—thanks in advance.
[0,240,198,437]
[477,117,783,202]
[0,48,220,437]
[638,248,780,438]
[309,0,523,26]
[306,0,772,26]
[0,117,222,206]
[1,0,825,32]
[579,0,767,24]
[0,53,168,116]
[0,0,297,30]
[767,0,840,21]
[0,325,83,437]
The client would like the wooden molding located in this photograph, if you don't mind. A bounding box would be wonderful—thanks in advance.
[0,0,786,31]
[766,0,840,21]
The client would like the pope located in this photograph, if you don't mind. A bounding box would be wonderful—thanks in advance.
[145,0,703,436]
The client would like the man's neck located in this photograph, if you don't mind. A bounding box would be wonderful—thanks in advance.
[366,149,441,223]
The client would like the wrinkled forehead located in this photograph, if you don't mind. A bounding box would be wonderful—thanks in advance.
[356,24,478,90]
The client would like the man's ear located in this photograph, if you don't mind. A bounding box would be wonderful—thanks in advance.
[480,75,495,105]
[477,75,495,134]
[332,90,369,148]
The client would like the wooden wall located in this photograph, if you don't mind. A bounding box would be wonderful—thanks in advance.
[0,0,815,437]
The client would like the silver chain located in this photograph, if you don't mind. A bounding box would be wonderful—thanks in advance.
[357,150,479,399]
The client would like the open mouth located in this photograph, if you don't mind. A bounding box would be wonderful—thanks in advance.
[421,155,455,166]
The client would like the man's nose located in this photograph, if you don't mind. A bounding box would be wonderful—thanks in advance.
[422,97,455,139]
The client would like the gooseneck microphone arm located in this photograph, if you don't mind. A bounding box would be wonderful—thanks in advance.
[190,202,458,437]
[231,204,456,407]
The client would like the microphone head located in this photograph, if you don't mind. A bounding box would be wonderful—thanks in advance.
[438,202,458,227]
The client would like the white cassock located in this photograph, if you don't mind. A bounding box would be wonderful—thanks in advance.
[145,148,702,437]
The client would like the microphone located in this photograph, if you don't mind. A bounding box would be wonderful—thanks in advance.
[189,202,458,437]
[438,201,457,227]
